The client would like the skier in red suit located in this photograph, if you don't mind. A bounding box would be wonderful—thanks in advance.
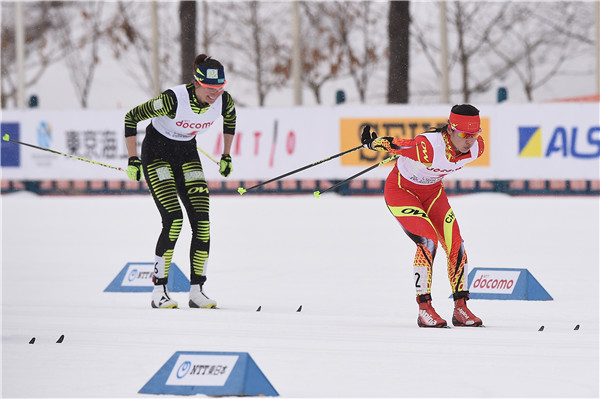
[362,104,485,328]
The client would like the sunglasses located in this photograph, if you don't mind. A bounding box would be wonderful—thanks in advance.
[452,127,481,139]
[195,76,227,91]
[201,85,225,94]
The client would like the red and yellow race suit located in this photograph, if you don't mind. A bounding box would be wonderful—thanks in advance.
[371,130,484,297]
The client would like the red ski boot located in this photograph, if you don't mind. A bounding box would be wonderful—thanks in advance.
[452,292,483,327]
[416,294,447,328]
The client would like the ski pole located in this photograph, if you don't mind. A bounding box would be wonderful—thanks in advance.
[197,145,219,165]
[313,155,399,198]
[237,144,365,195]
[1,134,126,172]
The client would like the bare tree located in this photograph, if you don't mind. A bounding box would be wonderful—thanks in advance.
[298,2,346,104]
[448,2,510,102]
[488,2,595,101]
[106,1,179,96]
[54,2,105,108]
[327,1,387,103]
[220,1,290,106]
[411,1,595,103]
[1,1,68,108]
[3,1,595,109]
[197,0,225,55]
[411,2,509,102]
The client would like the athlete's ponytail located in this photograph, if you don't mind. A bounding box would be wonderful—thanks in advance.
[193,54,224,73]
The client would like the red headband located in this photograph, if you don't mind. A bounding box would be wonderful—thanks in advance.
[448,112,480,133]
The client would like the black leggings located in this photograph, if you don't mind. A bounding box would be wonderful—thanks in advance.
[142,125,210,286]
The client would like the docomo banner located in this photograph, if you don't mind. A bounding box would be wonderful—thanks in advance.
[464,267,553,300]
[1,103,598,180]
[469,269,521,294]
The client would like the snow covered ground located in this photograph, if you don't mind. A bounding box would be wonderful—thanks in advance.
[1,192,599,398]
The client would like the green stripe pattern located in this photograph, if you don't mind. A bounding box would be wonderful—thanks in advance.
[182,161,211,276]
[163,249,174,277]
[125,92,176,134]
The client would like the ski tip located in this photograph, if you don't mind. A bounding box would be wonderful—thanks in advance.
[2,134,9,141]
[237,187,246,195]
[28,337,36,344]
[538,325,544,331]
[574,324,580,330]
[256,305,261,312]
[313,191,321,198]
[56,334,65,343]
[296,305,302,312]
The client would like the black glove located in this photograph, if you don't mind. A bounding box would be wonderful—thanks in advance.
[361,125,378,150]
[219,154,233,177]
[127,156,143,181]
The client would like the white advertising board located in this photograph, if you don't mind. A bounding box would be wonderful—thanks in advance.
[1,103,598,181]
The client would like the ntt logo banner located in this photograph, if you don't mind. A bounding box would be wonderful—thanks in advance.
[466,268,553,301]
[104,262,189,292]
[166,354,238,386]
[139,351,279,396]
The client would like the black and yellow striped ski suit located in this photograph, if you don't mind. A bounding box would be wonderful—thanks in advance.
[125,83,236,287]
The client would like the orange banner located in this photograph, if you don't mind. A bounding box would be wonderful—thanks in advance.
[340,117,490,167]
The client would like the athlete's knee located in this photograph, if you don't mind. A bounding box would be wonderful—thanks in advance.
[416,240,437,261]
[402,227,437,257]
[190,215,210,242]
[452,240,467,267]
[162,216,184,241]
[185,185,210,220]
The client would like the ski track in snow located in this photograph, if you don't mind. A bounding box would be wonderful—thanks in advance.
[2,192,599,397]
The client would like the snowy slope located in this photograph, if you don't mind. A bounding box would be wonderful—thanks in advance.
[2,192,599,398]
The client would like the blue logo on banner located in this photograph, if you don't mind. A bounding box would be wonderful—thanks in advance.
[104,262,189,292]
[1,123,20,167]
[139,351,278,397]
[37,121,52,149]
[177,361,192,378]
[518,125,600,159]
[457,267,553,301]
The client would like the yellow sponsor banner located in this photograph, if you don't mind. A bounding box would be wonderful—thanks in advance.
[340,117,490,167]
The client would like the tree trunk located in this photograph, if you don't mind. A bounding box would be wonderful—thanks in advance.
[180,1,197,83]
[387,0,410,103]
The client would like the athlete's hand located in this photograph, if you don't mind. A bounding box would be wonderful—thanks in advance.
[127,156,143,181]
[219,154,233,177]
[371,137,394,152]
[361,125,378,150]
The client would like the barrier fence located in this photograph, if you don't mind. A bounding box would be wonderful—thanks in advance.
[2,178,598,196]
